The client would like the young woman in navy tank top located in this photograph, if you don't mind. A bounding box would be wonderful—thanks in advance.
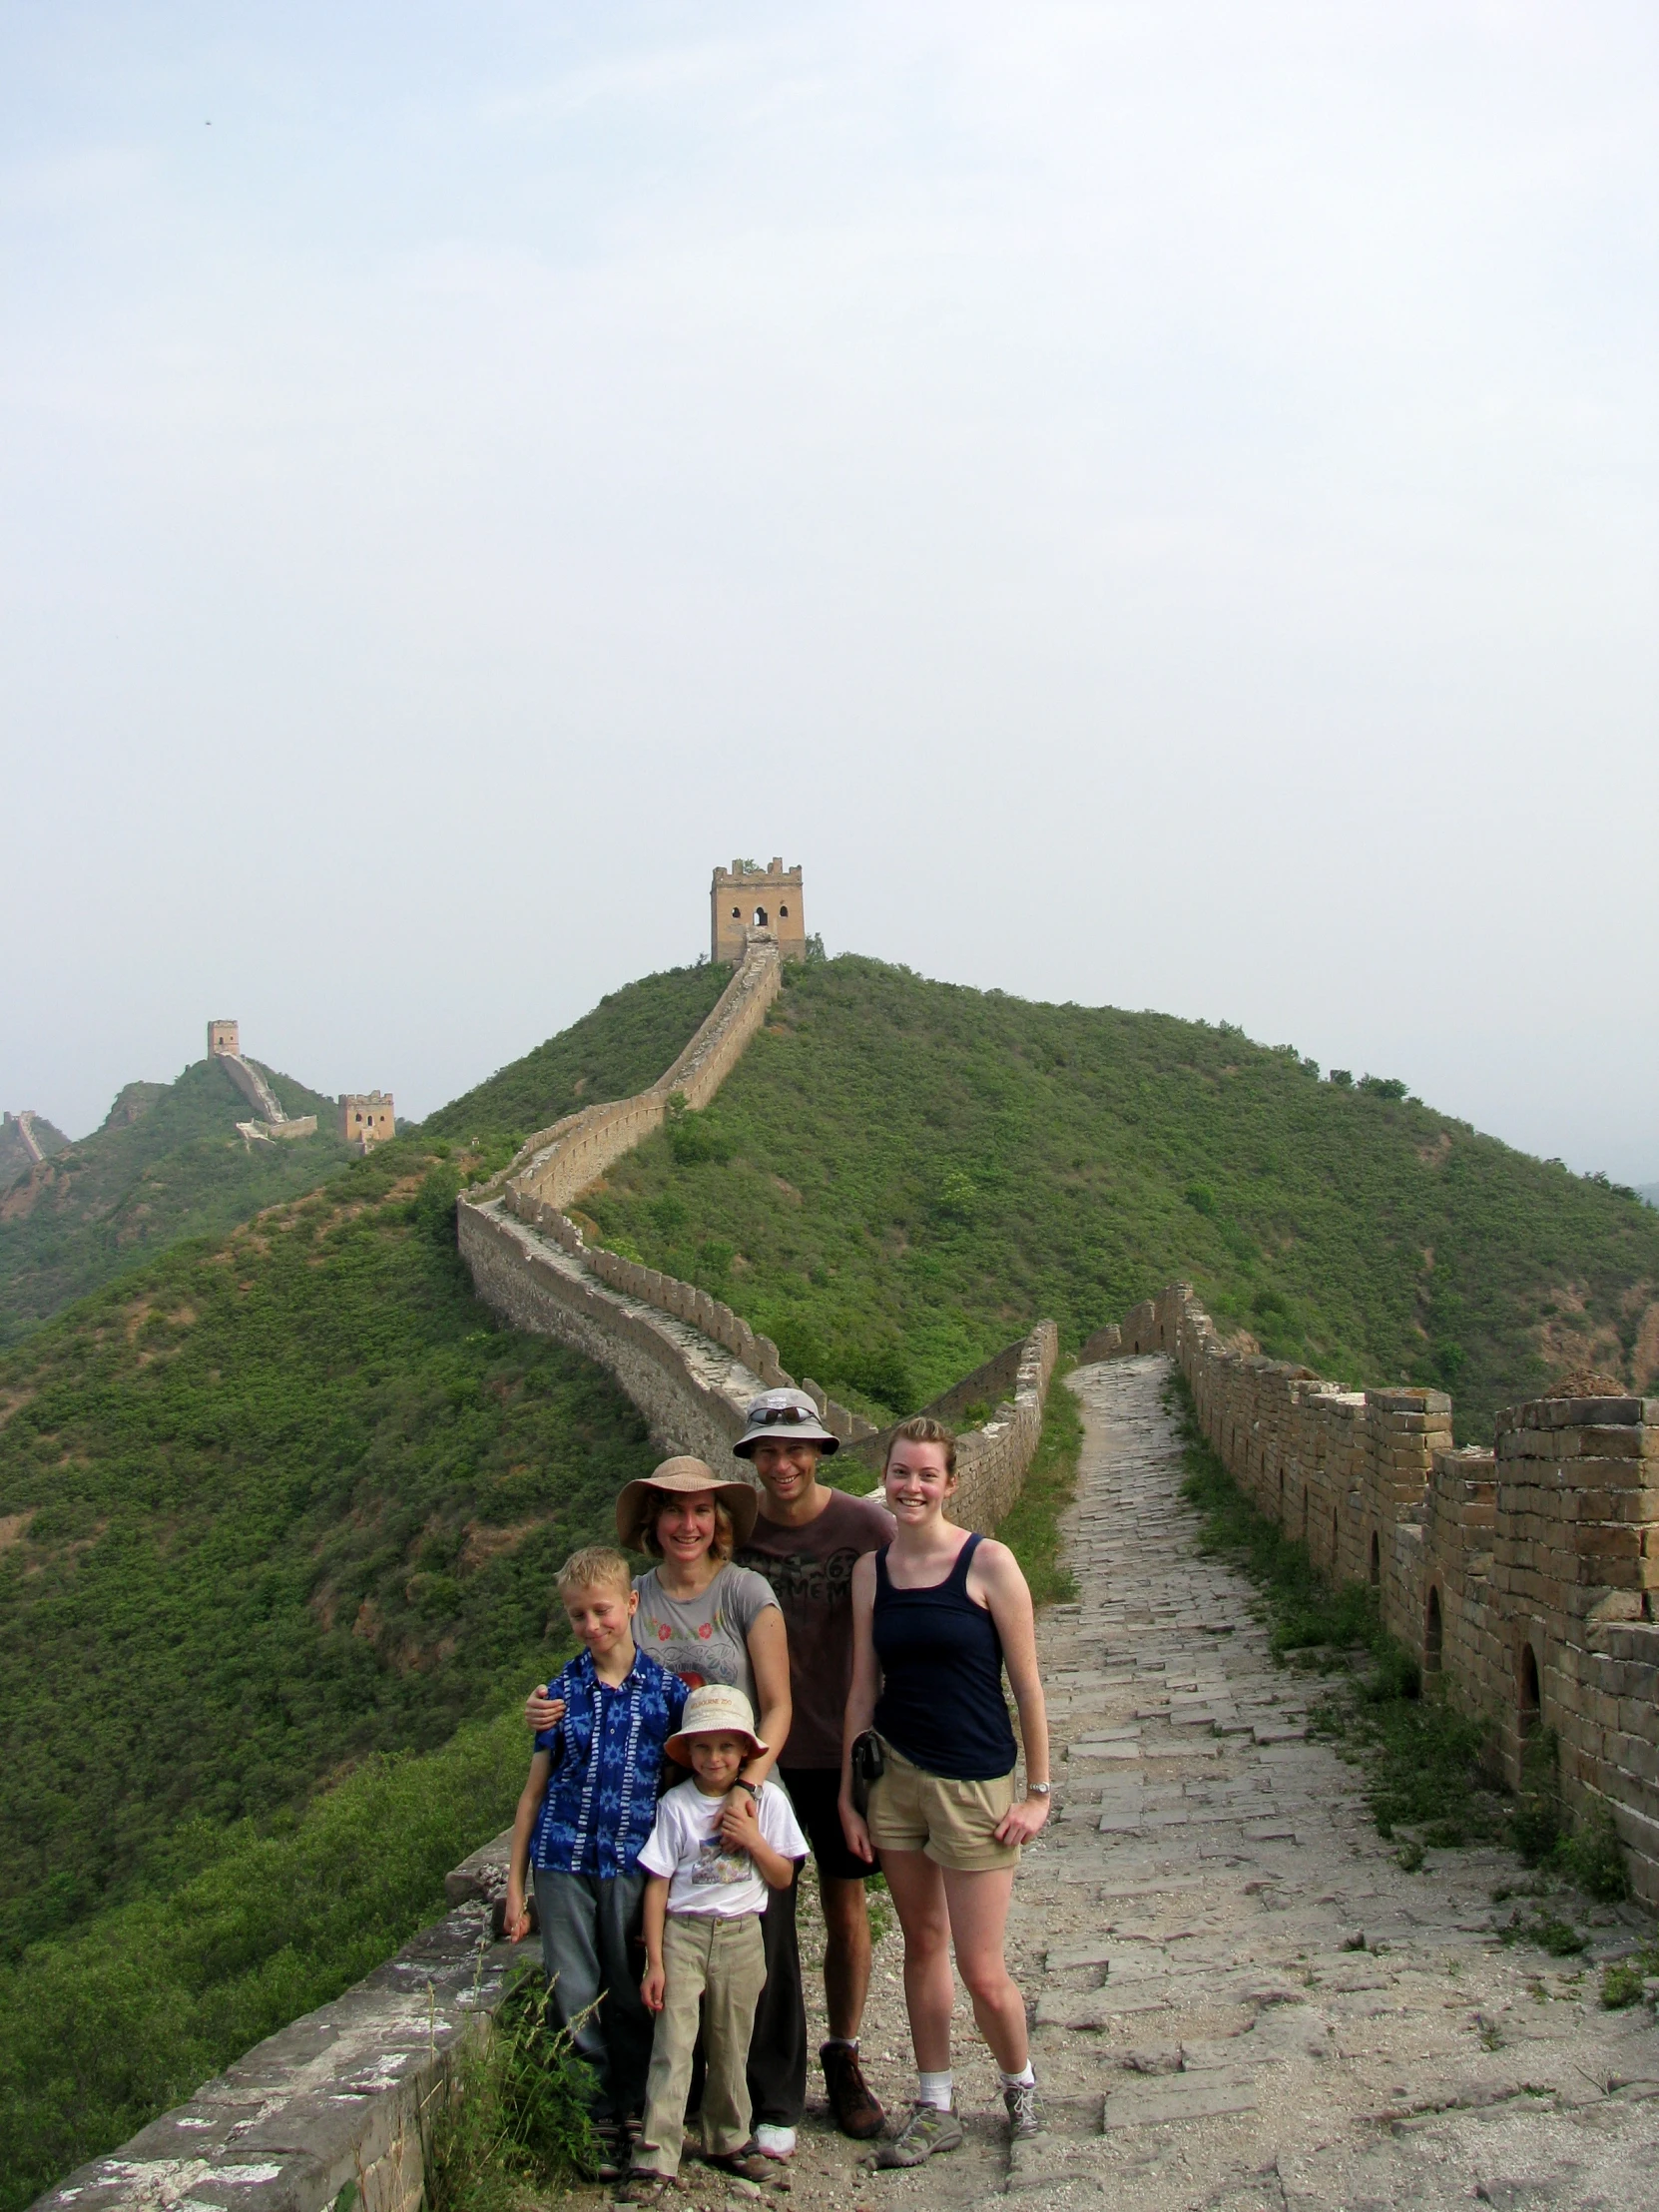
[837,1416,1051,2168]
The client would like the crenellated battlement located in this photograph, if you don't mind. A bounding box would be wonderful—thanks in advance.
[1094,1282,1659,1906]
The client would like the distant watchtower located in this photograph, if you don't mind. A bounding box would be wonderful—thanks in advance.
[711,858,806,966]
[208,1019,240,1057]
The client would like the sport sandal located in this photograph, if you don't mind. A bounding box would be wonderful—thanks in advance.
[875,2102,964,2168]
[705,2151,774,2184]
[618,2175,674,2205]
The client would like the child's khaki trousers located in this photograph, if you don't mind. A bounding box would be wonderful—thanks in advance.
[635,1912,767,2174]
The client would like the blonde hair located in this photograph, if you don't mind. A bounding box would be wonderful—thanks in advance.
[884,1414,957,1478]
[638,1493,737,1563]
[556,1544,634,1600]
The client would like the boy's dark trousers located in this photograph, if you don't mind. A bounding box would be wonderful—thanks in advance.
[534,1867,655,2122]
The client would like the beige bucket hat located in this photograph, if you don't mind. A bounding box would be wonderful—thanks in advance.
[615,1455,761,1551]
[665,1682,768,1766]
[734,1386,839,1458]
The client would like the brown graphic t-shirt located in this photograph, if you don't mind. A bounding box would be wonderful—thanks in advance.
[737,1488,895,1770]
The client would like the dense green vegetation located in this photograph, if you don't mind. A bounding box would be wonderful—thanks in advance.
[0,1058,354,1349]
[582,955,1659,1440]
[0,1710,529,2211]
[0,966,741,2209]
[0,1136,652,1966]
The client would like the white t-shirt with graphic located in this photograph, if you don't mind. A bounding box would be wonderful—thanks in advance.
[637,1777,808,1920]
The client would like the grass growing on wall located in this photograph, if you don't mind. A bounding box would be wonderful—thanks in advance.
[579,955,1659,1440]
[994,1374,1083,1607]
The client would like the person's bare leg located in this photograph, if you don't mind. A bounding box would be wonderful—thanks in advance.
[878,1850,953,2071]
[940,1866,1026,2073]
[820,1877,872,2042]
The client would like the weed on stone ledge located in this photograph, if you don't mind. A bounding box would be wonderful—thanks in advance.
[1600,1943,1659,2009]
[1497,1909,1587,1958]
[421,1965,601,2212]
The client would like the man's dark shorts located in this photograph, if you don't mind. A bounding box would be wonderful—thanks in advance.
[779,1767,871,1884]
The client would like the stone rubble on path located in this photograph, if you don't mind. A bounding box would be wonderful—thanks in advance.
[754,1357,1659,2212]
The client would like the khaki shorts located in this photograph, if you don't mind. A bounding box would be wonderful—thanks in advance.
[864,1738,1020,1873]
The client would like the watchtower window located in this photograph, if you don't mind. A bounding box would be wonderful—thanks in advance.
[1369,1530,1381,1586]
[731,906,741,919]
[1425,1586,1443,1673]
[754,907,768,927]
[1519,1642,1541,1736]
[779,904,789,918]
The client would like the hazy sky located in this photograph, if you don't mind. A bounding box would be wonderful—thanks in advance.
[4,4,1656,1176]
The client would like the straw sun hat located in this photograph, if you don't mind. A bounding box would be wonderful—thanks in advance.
[615,1455,761,1552]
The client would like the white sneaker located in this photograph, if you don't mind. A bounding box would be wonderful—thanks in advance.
[753,2124,797,2159]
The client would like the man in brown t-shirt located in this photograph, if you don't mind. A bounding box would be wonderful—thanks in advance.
[734,1388,894,2145]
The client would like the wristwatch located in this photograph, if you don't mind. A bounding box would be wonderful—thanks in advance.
[1027,1782,1051,1798]
[733,1779,760,1799]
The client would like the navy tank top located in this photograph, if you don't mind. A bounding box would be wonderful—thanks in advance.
[871,1534,1018,1781]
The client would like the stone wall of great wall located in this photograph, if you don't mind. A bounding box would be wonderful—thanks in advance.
[1096,1281,1659,1910]
[457,928,1059,1532]
[42,935,1066,2212]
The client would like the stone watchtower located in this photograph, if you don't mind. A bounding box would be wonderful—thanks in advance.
[711,858,806,966]
[339,1092,395,1153]
[208,1019,240,1058]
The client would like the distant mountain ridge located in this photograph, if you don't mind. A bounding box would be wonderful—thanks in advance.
[0,1114,69,1195]
[0,1057,352,1349]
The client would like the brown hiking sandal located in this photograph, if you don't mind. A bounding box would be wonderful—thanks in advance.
[618,2174,675,2205]
[704,2151,774,2184]
[821,2040,884,2139]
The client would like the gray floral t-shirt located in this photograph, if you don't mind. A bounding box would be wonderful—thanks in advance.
[632,1563,780,1711]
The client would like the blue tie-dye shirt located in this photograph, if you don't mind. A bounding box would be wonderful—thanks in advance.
[529,1647,689,1878]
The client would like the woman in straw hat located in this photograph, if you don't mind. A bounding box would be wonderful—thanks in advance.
[527,1459,800,2154]
[615,1459,791,1780]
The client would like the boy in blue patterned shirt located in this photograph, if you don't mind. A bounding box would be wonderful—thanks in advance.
[506,1545,688,2169]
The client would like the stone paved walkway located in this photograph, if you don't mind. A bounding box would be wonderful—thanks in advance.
[762,1357,1659,2212]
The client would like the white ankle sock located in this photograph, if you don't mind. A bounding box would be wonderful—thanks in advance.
[917,2069,953,2110]
[999,2063,1035,2090]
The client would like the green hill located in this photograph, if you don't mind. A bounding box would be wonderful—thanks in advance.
[5,948,1656,2205]
[0,966,726,2210]
[575,955,1659,1442]
[0,1059,354,1350]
